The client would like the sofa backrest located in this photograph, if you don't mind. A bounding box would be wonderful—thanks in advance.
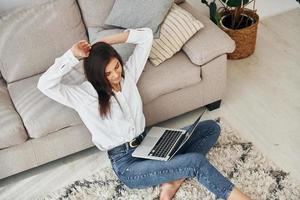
[76,0,116,42]
[0,0,87,84]
[77,0,115,29]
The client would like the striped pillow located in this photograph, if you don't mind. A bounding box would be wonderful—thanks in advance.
[149,4,204,66]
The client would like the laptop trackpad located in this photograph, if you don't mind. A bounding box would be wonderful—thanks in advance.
[142,136,157,147]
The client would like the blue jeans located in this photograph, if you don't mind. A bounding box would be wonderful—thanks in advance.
[107,120,234,199]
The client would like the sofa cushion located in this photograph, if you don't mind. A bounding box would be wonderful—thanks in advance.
[0,0,87,84]
[7,65,86,139]
[76,0,116,42]
[77,0,116,31]
[104,0,173,38]
[179,2,235,65]
[0,79,28,149]
[89,29,136,64]
[149,3,204,66]
[137,51,201,104]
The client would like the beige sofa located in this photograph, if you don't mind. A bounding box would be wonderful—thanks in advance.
[0,0,235,180]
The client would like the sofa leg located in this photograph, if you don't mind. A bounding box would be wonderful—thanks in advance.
[206,100,222,111]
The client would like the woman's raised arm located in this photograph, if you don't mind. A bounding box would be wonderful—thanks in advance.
[37,40,91,110]
[98,31,130,45]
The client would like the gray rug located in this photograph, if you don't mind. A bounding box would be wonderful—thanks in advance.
[42,118,300,200]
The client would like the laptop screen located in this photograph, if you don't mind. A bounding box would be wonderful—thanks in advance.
[186,109,207,136]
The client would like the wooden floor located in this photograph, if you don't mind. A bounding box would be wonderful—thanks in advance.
[1,6,300,200]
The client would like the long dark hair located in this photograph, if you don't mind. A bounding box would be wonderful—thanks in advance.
[83,42,124,118]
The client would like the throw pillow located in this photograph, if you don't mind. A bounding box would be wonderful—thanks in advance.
[104,0,173,38]
[149,4,204,66]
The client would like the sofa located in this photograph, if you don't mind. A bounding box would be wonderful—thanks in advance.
[0,0,235,180]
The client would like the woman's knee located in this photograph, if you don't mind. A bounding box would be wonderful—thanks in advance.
[204,120,221,136]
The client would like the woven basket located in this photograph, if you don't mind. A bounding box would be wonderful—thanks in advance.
[220,9,259,59]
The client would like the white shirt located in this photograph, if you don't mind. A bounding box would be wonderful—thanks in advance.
[37,28,153,151]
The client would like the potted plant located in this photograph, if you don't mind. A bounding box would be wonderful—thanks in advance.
[201,0,259,59]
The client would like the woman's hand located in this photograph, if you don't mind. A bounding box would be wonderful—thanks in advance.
[71,40,91,59]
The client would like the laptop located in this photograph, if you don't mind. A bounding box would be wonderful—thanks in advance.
[132,109,207,161]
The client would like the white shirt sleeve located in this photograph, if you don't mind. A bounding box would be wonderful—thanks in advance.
[123,27,153,83]
[37,49,88,110]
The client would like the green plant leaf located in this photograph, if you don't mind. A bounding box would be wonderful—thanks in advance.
[209,2,218,25]
[220,0,249,7]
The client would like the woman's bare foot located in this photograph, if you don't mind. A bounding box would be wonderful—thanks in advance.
[227,186,251,200]
[159,178,185,200]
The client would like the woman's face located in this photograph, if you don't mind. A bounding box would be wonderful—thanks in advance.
[104,57,122,86]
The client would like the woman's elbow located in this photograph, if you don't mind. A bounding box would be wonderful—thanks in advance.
[139,27,153,39]
[145,28,153,39]
[37,77,46,91]
[144,28,153,44]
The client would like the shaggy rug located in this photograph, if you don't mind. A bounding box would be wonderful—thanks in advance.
[42,118,300,200]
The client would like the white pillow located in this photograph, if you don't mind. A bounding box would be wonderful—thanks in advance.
[149,4,204,66]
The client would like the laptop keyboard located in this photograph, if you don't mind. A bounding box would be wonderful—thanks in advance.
[148,130,184,158]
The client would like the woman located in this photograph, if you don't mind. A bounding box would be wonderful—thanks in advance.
[37,28,251,200]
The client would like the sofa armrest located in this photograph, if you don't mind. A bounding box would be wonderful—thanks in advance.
[180,2,235,65]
